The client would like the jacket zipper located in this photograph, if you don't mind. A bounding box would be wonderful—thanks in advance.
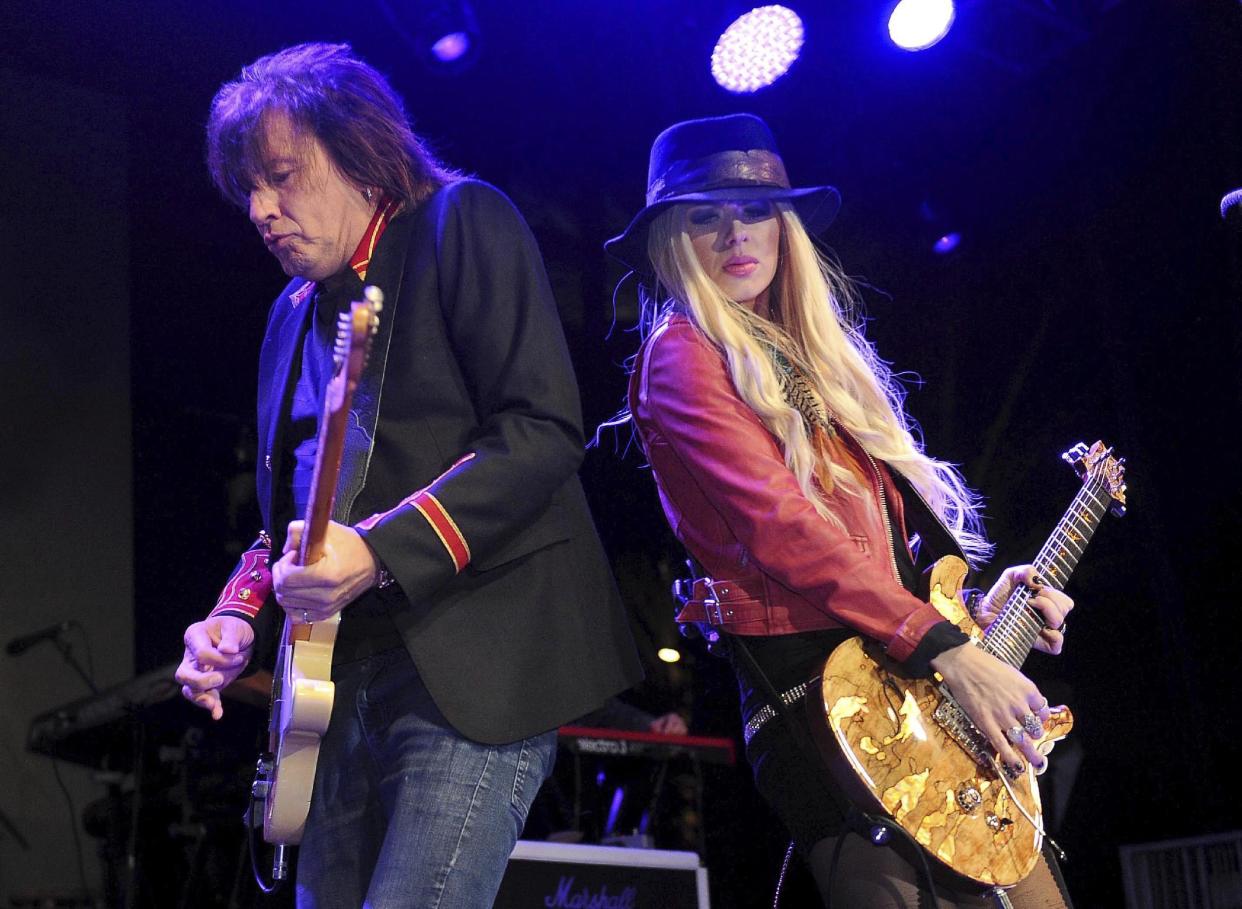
[833,420,902,584]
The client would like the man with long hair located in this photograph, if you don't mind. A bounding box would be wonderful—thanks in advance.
[174,43,641,906]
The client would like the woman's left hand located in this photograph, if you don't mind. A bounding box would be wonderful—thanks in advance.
[974,564,1074,655]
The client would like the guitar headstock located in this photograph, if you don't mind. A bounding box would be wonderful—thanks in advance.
[328,286,383,411]
[1062,440,1127,516]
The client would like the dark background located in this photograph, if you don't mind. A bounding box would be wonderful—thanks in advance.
[2,0,1239,905]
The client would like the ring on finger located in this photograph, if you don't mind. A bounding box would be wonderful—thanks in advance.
[1005,725,1025,745]
[1021,713,1043,738]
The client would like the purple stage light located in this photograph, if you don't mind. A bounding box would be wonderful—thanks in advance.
[431,31,470,63]
[933,232,961,254]
[888,0,955,52]
[604,786,626,835]
[712,5,805,94]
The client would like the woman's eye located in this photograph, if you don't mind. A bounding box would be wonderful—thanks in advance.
[742,203,772,221]
[271,171,292,186]
[688,209,720,226]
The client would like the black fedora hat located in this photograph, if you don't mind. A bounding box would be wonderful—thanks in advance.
[604,113,840,276]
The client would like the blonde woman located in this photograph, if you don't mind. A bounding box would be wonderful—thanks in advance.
[606,114,1075,908]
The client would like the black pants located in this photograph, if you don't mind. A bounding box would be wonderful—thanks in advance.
[806,832,1072,909]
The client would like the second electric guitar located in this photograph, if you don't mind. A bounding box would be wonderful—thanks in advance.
[813,441,1126,887]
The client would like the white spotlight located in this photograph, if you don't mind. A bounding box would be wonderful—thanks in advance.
[888,0,955,52]
[712,6,805,94]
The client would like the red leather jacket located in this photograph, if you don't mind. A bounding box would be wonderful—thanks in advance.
[628,314,947,664]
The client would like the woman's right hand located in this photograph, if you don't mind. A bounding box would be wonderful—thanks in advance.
[929,642,1051,774]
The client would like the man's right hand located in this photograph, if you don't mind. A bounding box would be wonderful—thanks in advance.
[175,616,255,721]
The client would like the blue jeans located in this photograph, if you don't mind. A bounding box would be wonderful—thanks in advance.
[295,646,556,908]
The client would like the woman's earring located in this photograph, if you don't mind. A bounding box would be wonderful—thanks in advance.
[363,187,375,203]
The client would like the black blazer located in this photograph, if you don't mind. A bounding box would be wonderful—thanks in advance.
[250,180,642,744]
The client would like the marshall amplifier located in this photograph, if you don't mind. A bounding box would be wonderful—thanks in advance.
[495,840,711,908]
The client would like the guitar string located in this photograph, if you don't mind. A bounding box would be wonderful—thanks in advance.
[983,477,1109,666]
[986,754,1050,841]
[956,467,1116,865]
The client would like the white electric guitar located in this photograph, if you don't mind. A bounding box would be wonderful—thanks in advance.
[251,286,381,882]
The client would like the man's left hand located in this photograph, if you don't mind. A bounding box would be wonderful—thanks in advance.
[273,520,381,623]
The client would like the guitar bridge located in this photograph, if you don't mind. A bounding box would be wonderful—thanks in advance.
[933,691,1000,773]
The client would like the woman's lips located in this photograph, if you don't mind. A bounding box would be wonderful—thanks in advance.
[723,259,758,277]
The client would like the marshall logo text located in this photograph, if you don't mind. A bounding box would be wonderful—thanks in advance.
[543,875,638,909]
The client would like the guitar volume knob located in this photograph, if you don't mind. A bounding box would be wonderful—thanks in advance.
[956,786,983,813]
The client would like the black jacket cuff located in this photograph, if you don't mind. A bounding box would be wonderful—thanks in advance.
[904,620,970,677]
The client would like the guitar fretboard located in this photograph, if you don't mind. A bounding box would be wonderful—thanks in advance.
[981,476,1112,668]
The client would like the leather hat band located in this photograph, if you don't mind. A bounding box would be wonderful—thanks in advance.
[647,149,791,205]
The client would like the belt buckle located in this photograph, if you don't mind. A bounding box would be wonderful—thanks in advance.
[703,597,725,626]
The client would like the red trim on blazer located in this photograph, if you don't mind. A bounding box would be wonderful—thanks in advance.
[355,453,477,573]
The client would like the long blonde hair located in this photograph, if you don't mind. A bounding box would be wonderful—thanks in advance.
[637,202,991,563]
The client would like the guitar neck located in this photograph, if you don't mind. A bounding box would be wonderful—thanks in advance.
[296,400,351,566]
[981,476,1112,667]
[1031,478,1112,589]
[295,302,376,568]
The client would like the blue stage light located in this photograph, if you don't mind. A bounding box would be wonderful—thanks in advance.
[888,0,955,51]
[377,0,480,72]
[431,32,471,63]
[712,6,805,94]
[933,232,962,254]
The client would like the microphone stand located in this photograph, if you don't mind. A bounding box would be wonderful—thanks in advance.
[0,805,32,900]
[49,631,99,696]
[0,807,31,851]
[42,628,109,903]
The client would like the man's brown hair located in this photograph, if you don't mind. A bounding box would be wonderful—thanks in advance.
[207,42,456,210]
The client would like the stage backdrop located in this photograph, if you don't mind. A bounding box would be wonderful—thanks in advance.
[0,68,134,901]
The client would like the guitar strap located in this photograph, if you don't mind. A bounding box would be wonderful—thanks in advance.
[334,213,411,524]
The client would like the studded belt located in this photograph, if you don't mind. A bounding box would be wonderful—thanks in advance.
[743,679,813,746]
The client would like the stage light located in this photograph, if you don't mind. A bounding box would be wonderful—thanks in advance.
[431,32,471,63]
[888,0,955,51]
[712,5,805,93]
[377,0,481,72]
[933,232,961,254]
[657,647,682,664]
